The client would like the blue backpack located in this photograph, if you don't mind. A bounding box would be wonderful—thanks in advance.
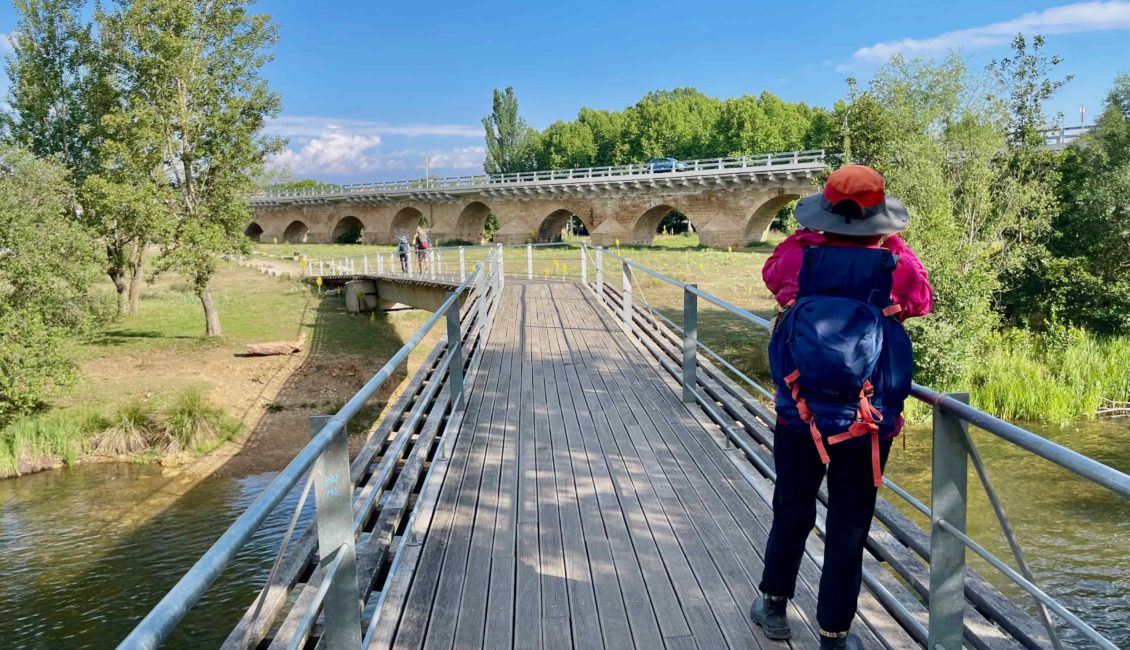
[768,245,913,486]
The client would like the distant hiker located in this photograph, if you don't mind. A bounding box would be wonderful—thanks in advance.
[397,235,410,273]
[751,165,933,649]
[415,229,431,274]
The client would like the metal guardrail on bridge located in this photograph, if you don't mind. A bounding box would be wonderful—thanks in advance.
[251,150,827,201]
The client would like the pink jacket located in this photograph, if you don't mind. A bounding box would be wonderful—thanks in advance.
[763,230,933,319]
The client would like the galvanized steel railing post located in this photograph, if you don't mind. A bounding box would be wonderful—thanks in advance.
[308,415,362,650]
[319,259,324,276]
[595,246,604,305]
[377,254,384,275]
[477,266,488,336]
[581,243,588,285]
[928,392,970,650]
[527,244,533,280]
[621,262,633,333]
[445,294,464,409]
[362,256,369,274]
[459,247,466,280]
[682,285,698,402]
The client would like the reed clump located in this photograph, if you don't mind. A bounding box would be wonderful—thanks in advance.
[1,389,243,478]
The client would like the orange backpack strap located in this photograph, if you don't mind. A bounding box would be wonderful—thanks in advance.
[784,371,831,464]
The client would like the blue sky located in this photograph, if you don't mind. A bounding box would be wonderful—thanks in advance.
[2,0,1129,182]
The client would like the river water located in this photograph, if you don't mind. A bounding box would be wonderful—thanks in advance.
[0,420,1126,648]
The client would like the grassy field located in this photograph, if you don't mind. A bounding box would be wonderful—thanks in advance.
[2,263,437,478]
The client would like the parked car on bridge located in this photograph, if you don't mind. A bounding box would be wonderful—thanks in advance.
[646,157,689,172]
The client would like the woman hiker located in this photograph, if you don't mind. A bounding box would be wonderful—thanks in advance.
[751,164,933,649]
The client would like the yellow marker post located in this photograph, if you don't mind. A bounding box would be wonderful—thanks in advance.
[315,275,323,294]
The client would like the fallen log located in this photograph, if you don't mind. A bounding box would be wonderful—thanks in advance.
[245,332,306,356]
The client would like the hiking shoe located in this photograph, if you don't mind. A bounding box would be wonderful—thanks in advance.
[819,631,863,649]
[750,595,791,640]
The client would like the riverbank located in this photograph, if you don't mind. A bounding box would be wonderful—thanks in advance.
[0,263,438,479]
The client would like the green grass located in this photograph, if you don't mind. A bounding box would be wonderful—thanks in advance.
[0,411,104,477]
[160,388,243,454]
[969,329,1130,422]
[253,242,395,261]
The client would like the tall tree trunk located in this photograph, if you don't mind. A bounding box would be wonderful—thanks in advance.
[127,244,146,315]
[199,284,223,337]
[107,244,129,317]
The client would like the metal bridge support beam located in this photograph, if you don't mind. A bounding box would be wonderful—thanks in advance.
[527,244,533,280]
[363,256,369,274]
[622,262,633,334]
[682,285,698,403]
[459,247,466,280]
[308,415,362,650]
[928,392,970,650]
[595,247,604,305]
[445,293,464,409]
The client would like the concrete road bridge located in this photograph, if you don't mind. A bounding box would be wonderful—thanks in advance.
[247,150,826,249]
[119,243,1128,650]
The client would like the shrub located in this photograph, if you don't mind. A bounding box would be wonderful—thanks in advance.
[335,226,364,244]
[93,400,159,455]
[160,388,242,453]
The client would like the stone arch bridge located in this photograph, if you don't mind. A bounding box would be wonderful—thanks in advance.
[247,151,825,249]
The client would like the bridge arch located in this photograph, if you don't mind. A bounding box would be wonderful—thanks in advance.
[455,201,491,243]
[283,220,309,244]
[332,215,365,243]
[244,222,264,243]
[745,192,801,243]
[535,209,590,243]
[632,204,696,245]
[391,207,425,241]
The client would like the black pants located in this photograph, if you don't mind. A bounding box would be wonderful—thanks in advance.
[758,422,892,633]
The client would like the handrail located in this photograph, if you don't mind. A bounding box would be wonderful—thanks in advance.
[585,245,1128,648]
[118,247,503,649]
[251,149,827,200]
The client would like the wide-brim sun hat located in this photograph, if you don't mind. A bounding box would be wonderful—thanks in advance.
[794,164,908,236]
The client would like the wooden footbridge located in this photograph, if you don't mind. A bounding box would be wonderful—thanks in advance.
[120,244,1129,650]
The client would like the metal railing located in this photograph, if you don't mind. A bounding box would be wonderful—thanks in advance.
[583,243,1129,650]
[251,150,827,200]
[1043,124,1094,146]
[303,241,586,285]
[117,247,505,650]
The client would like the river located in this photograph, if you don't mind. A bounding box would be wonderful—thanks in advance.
[0,420,1126,648]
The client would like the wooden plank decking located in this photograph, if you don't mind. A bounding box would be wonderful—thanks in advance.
[370,281,911,650]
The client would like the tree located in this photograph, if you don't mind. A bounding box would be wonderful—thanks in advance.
[482,87,537,174]
[0,145,106,425]
[1017,73,1130,332]
[989,34,1072,307]
[97,0,283,337]
[2,0,148,316]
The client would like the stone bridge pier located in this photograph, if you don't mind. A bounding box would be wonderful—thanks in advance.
[248,161,820,249]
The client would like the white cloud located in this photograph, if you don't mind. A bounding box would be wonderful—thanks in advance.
[427,146,487,170]
[266,116,481,140]
[272,130,391,175]
[266,115,486,177]
[844,1,1130,69]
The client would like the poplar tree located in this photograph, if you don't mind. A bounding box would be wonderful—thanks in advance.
[99,0,283,336]
[2,0,147,316]
[482,87,537,174]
